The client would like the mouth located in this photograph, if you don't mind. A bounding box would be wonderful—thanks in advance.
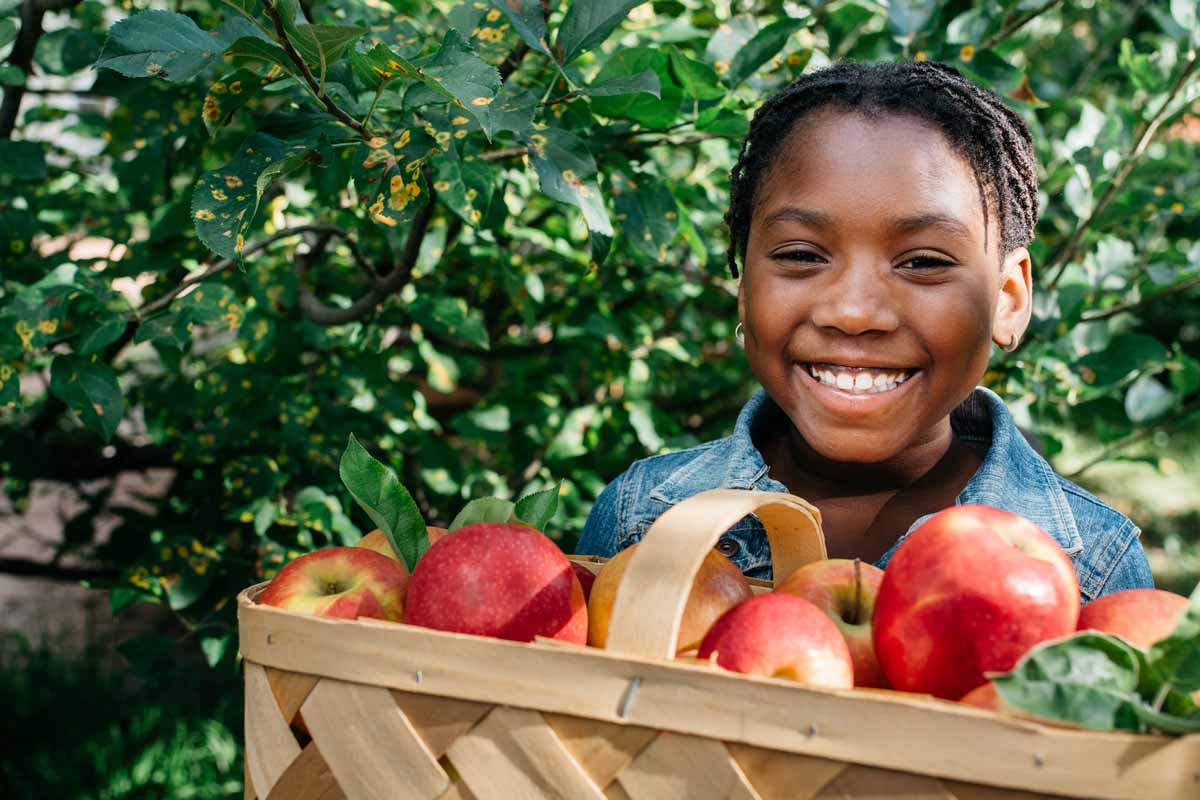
[802,362,919,396]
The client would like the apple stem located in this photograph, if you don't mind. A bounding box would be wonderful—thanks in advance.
[852,558,862,625]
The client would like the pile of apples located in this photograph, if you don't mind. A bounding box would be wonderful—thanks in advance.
[258,503,1192,707]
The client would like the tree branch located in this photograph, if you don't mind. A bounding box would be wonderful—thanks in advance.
[0,557,117,583]
[1081,273,1200,322]
[1045,50,1200,291]
[298,197,440,326]
[1,0,86,139]
[982,0,1063,50]
[1065,395,1200,479]
[262,0,368,137]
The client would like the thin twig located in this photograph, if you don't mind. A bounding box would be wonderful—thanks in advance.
[1082,273,1200,322]
[1065,395,1200,479]
[138,224,359,318]
[262,0,367,137]
[982,0,1064,50]
[1045,50,1200,291]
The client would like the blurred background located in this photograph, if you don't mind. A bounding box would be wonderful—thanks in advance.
[2,0,1198,796]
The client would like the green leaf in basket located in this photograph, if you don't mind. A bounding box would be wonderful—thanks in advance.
[449,497,516,532]
[513,482,562,531]
[992,632,1146,731]
[339,434,427,572]
[1147,582,1200,694]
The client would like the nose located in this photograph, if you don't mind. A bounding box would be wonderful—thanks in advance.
[808,257,900,336]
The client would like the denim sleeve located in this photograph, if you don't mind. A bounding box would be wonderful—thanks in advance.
[1093,531,1154,599]
[575,471,625,558]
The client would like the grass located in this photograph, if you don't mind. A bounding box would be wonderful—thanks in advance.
[0,632,243,800]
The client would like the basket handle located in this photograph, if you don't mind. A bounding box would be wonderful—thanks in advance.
[603,488,827,660]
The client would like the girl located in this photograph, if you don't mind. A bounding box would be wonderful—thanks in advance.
[576,61,1153,603]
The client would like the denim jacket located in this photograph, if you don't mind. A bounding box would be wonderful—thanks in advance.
[577,387,1153,603]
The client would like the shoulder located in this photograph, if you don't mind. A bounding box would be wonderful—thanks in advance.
[1054,475,1153,601]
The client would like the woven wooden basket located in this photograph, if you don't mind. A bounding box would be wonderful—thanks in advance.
[238,489,1200,800]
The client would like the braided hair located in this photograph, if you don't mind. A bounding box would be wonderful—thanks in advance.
[725,61,1039,278]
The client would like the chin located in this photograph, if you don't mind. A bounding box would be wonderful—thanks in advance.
[799,425,912,464]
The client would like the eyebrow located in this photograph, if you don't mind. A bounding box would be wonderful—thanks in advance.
[759,206,975,241]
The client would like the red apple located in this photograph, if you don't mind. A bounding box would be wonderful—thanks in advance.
[1077,588,1190,650]
[588,544,752,653]
[259,546,408,621]
[570,561,597,603]
[873,504,1080,700]
[775,558,887,688]
[697,593,854,689]
[405,522,587,644]
[356,526,448,573]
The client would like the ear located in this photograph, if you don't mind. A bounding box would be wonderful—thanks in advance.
[993,246,1033,349]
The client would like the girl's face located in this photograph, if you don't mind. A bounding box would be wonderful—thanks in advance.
[739,109,1032,465]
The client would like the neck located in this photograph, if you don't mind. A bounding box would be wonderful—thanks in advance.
[782,419,960,498]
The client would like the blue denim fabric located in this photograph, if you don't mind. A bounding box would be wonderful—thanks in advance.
[577,387,1153,603]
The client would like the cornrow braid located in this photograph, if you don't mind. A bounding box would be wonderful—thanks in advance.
[724,61,1039,278]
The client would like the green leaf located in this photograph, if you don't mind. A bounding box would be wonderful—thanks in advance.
[349,42,421,90]
[887,0,939,38]
[1078,334,1170,387]
[526,126,613,262]
[1118,39,1170,93]
[36,28,102,76]
[590,48,681,129]
[339,434,427,572]
[95,10,228,82]
[0,65,24,87]
[421,29,501,140]
[203,69,268,136]
[275,0,365,70]
[667,48,725,100]
[556,0,647,65]
[191,132,316,260]
[0,362,19,408]
[1124,374,1176,423]
[1148,583,1200,694]
[0,18,16,50]
[627,400,663,452]
[725,16,808,88]
[992,632,1146,731]
[0,141,46,180]
[227,36,297,77]
[612,172,678,262]
[582,67,661,99]
[490,0,550,56]
[49,355,125,442]
[449,497,516,531]
[349,127,435,230]
[429,132,496,227]
[409,294,490,351]
[76,319,128,356]
[513,482,562,530]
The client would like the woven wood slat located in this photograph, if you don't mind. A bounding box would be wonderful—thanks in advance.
[446,706,606,800]
[604,780,634,800]
[266,666,319,723]
[938,780,1059,800]
[301,677,448,800]
[245,661,302,799]
[390,688,491,759]
[617,731,761,800]
[727,742,848,800]
[817,764,959,799]
[543,712,657,788]
[264,741,345,800]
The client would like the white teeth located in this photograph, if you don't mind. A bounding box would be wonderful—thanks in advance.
[806,364,913,395]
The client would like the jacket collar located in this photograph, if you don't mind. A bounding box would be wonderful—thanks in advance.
[649,387,1083,558]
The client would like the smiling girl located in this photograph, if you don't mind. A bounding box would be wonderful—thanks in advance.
[577,61,1153,603]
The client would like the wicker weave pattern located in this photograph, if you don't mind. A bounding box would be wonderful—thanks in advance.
[243,660,1061,800]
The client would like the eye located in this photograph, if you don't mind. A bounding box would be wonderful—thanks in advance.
[774,250,825,264]
[898,255,956,270]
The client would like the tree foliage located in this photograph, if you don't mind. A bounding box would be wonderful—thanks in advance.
[1,0,1199,670]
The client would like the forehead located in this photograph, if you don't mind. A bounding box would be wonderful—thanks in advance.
[753,108,989,241]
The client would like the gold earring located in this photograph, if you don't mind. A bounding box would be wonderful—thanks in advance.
[1001,333,1019,353]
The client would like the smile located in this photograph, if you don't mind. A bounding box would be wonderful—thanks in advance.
[803,363,917,395]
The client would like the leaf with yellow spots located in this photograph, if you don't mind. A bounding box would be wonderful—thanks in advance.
[524,126,613,262]
[49,355,125,442]
[0,362,18,407]
[203,68,267,136]
[418,29,501,139]
[227,36,298,79]
[612,172,678,263]
[191,132,318,260]
[350,127,435,229]
[488,0,551,56]
[349,42,421,90]
[427,114,495,226]
[95,10,231,82]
